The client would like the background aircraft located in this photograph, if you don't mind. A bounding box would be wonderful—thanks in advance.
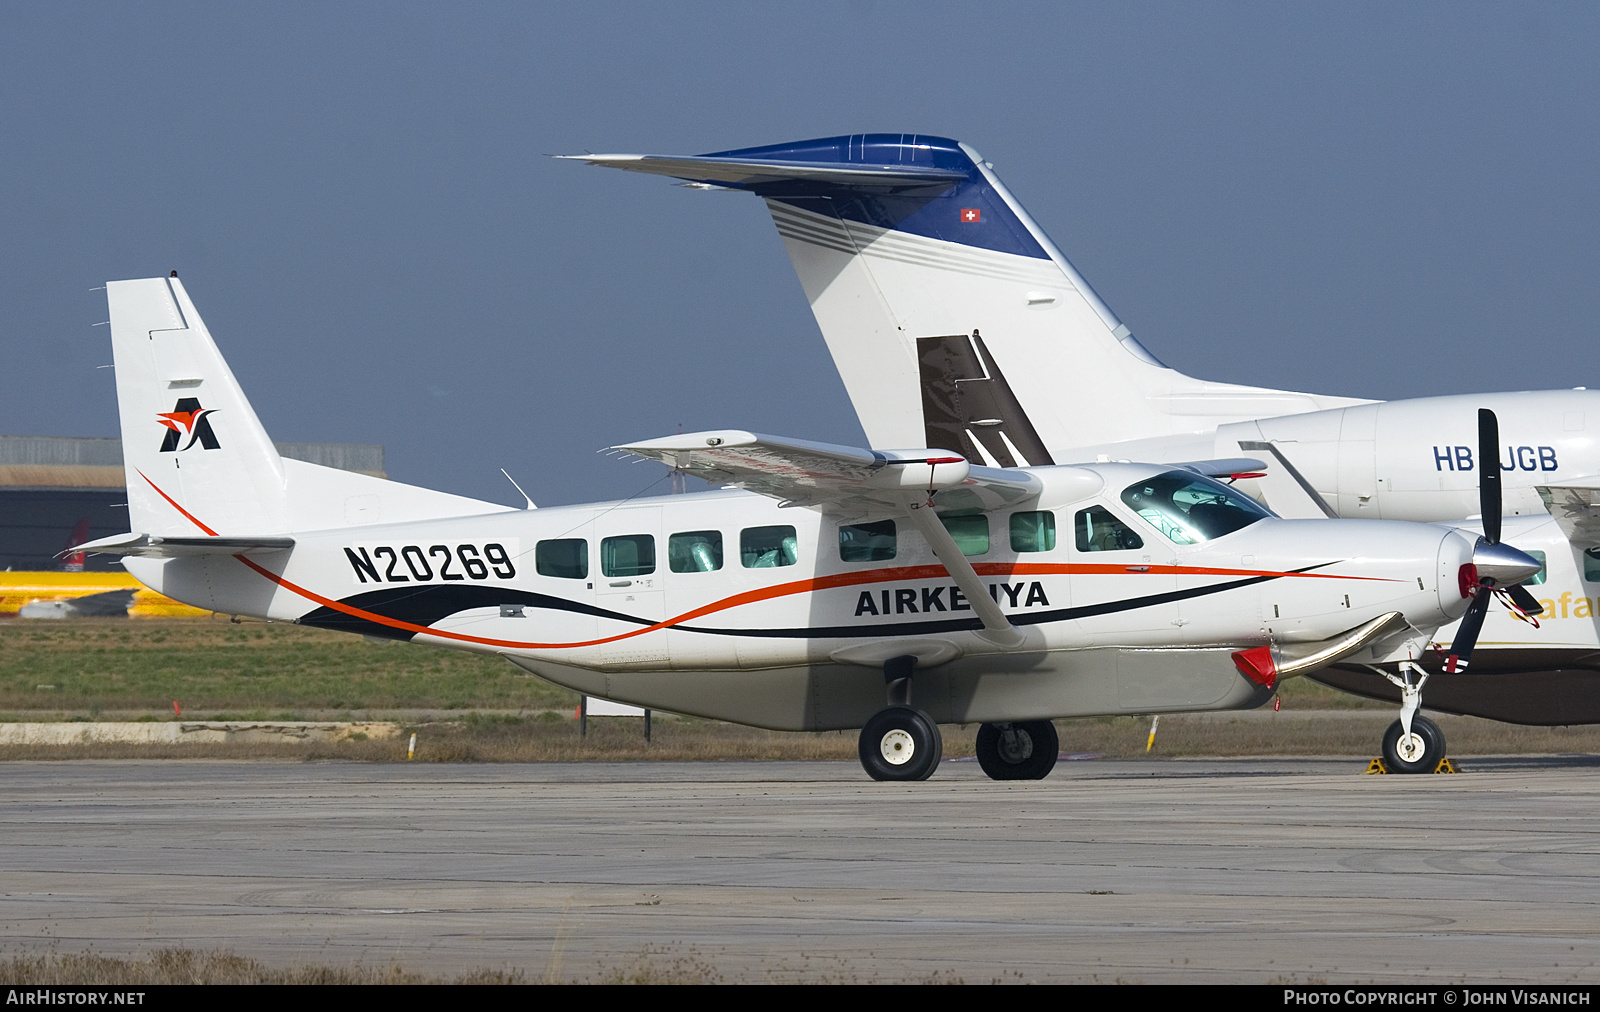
[570,134,1600,723]
[76,276,1533,778]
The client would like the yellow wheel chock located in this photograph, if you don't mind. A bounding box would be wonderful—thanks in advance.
[1363,756,1459,774]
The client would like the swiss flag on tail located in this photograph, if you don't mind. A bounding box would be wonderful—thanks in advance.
[960,208,981,222]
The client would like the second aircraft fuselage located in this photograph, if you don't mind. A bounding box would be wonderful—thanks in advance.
[1073,390,1600,522]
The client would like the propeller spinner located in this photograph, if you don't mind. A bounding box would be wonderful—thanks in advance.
[1444,409,1546,673]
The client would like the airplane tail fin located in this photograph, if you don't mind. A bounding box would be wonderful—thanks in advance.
[570,135,1362,462]
[109,276,292,535]
[107,277,507,538]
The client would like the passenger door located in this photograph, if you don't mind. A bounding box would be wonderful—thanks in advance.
[593,506,666,668]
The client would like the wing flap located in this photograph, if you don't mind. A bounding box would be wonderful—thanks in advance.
[612,430,1041,515]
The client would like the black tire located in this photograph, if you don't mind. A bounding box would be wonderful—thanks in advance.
[975,721,1060,781]
[1382,715,1446,774]
[858,706,943,782]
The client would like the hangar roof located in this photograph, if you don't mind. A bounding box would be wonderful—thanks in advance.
[0,435,385,488]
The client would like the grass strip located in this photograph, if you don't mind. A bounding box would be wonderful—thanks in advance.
[0,617,577,713]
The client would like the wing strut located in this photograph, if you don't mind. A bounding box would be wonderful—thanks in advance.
[901,499,1024,647]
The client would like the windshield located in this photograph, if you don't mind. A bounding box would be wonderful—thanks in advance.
[1119,471,1272,545]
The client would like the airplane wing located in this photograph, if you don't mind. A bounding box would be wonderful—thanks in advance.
[68,532,295,558]
[613,430,1052,645]
[1538,477,1600,546]
[1236,441,1339,519]
[1168,457,1270,481]
[612,429,1042,518]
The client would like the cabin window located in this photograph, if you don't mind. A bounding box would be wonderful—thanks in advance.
[839,520,896,562]
[939,511,989,556]
[1074,506,1144,552]
[1010,511,1056,553]
[669,530,723,573]
[742,525,798,568]
[1520,550,1547,586]
[1585,548,1600,583]
[535,538,588,579]
[1120,471,1271,545]
[601,534,656,577]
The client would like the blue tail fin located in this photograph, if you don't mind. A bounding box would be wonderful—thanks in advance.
[569,135,1358,461]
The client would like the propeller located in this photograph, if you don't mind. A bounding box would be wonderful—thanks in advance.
[1444,409,1545,673]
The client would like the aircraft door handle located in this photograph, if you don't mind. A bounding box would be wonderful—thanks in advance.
[609,580,632,587]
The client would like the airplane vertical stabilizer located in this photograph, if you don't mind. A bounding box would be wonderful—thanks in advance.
[570,136,1369,463]
[107,277,510,539]
[109,277,290,536]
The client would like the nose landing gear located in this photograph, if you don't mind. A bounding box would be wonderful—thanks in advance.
[1382,713,1446,773]
[1376,660,1448,773]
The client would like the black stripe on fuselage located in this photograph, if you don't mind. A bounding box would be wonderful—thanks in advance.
[298,566,1324,642]
[297,586,655,641]
[677,570,1290,638]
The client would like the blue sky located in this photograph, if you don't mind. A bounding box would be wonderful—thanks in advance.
[3,2,1596,505]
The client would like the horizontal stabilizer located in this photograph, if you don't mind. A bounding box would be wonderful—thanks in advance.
[1538,477,1600,545]
[558,153,966,190]
[611,429,1042,516]
[70,532,295,558]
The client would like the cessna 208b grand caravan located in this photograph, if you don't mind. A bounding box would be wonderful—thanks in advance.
[76,276,1538,779]
[570,134,1600,724]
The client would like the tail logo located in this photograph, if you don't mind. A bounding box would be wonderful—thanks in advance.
[157,397,220,452]
[961,208,981,222]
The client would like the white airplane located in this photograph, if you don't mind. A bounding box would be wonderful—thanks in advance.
[73,276,1538,779]
[569,134,1600,725]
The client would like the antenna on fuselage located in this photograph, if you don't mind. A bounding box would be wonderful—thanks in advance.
[500,468,537,509]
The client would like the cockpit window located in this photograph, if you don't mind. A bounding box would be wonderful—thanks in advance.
[1119,471,1272,545]
[1075,506,1143,552]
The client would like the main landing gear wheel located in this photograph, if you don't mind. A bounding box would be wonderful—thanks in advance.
[975,721,1060,781]
[1382,715,1446,774]
[858,706,942,782]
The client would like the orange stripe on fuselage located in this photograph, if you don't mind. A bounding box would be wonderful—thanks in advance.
[240,557,1400,653]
